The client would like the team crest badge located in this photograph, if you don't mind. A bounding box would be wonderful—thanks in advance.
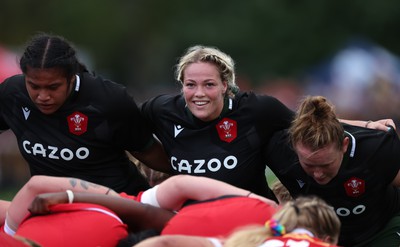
[67,112,88,136]
[344,177,365,197]
[216,118,237,143]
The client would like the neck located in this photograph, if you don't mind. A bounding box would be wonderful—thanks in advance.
[290,228,314,237]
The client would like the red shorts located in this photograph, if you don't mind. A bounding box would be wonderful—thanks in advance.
[162,196,277,237]
[16,203,128,247]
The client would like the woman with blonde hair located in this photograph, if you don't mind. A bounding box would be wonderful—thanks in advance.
[224,196,340,247]
[133,196,340,247]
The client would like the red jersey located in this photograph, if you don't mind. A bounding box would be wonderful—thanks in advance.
[162,196,277,237]
[16,203,128,247]
[259,233,339,247]
[0,232,31,247]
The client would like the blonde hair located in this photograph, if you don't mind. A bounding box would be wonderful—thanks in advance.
[224,196,341,247]
[289,96,344,151]
[271,180,292,204]
[175,45,239,98]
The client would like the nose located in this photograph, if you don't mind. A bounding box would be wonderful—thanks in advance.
[313,170,324,179]
[194,86,205,97]
[37,90,51,101]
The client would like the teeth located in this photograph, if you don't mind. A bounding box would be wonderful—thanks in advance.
[194,101,207,106]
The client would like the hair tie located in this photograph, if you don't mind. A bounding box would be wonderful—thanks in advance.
[265,219,286,236]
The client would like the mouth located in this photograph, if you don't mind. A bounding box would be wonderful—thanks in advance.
[36,103,56,113]
[37,104,53,109]
[193,101,208,106]
[313,176,328,184]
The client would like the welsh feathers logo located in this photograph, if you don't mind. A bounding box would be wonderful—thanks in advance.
[344,177,365,197]
[67,112,88,136]
[216,118,237,143]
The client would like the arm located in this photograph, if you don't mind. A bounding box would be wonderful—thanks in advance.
[0,200,10,225]
[28,192,175,232]
[154,175,277,211]
[6,175,118,233]
[339,118,396,131]
[131,138,172,174]
[391,170,400,187]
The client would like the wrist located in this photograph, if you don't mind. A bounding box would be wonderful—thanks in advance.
[66,190,74,204]
[365,120,372,128]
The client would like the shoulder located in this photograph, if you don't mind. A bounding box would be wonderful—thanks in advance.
[235,91,282,103]
[264,129,293,160]
[80,72,128,94]
[79,72,134,105]
[0,74,25,90]
[141,93,184,112]
[235,91,293,114]
[343,123,399,144]
[0,75,26,101]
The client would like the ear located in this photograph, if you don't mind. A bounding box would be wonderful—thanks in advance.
[222,81,228,94]
[321,235,337,245]
[341,137,349,153]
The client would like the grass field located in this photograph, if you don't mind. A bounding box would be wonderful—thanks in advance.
[0,187,19,201]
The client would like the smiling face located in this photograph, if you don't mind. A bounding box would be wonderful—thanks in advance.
[295,137,349,185]
[25,66,73,115]
[182,62,227,122]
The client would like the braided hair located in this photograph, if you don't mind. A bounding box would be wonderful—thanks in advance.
[19,32,88,86]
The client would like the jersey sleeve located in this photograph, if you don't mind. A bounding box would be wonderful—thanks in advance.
[140,94,169,131]
[255,94,294,137]
[0,79,11,130]
[0,117,8,131]
[110,86,154,152]
[371,128,400,183]
[264,130,304,196]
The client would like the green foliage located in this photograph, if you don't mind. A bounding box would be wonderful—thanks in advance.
[1,0,400,89]
[0,188,18,201]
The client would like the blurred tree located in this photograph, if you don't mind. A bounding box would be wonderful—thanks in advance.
[1,0,400,90]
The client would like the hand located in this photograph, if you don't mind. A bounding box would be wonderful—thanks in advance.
[28,192,68,215]
[367,119,396,132]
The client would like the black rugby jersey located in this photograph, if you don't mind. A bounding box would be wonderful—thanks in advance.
[141,92,294,199]
[265,124,400,246]
[0,73,152,194]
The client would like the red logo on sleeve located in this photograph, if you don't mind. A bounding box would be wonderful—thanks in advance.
[344,177,365,197]
[216,118,237,143]
[67,112,88,136]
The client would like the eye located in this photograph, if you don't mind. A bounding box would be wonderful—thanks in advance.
[184,82,195,88]
[48,84,60,90]
[206,82,215,87]
[28,83,40,90]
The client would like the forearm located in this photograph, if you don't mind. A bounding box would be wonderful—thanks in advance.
[31,192,174,232]
[0,200,10,225]
[131,140,172,173]
[339,118,395,131]
[72,193,174,231]
[339,119,366,127]
[156,175,251,210]
[7,176,116,231]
